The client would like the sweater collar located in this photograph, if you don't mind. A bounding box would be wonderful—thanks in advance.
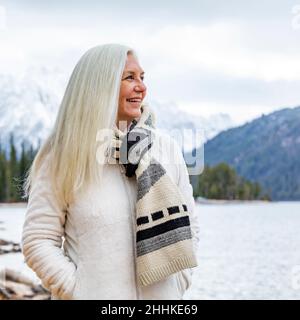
[114,103,156,138]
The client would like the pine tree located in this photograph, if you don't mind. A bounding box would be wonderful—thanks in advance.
[19,141,32,202]
[0,137,40,203]
[7,134,19,202]
[0,142,8,202]
[194,162,270,200]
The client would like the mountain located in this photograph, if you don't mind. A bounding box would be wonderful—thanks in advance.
[0,69,234,156]
[0,67,66,155]
[202,106,300,200]
[149,100,234,151]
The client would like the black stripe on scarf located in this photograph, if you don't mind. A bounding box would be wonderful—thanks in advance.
[136,216,190,242]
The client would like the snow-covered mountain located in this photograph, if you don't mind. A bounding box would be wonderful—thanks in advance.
[0,68,234,156]
[0,66,66,155]
[149,100,234,151]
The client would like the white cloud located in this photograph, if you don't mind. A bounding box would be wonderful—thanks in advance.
[138,23,300,82]
[291,4,300,30]
[0,5,6,30]
[0,1,300,125]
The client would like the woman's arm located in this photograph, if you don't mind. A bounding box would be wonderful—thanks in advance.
[21,157,77,299]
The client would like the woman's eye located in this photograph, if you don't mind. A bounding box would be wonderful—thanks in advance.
[124,75,145,81]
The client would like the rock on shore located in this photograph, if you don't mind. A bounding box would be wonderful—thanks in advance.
[0,238,50,300]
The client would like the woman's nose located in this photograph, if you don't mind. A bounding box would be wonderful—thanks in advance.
[134,81,147,92]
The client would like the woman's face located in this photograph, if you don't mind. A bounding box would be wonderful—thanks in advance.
[117,53,147,126]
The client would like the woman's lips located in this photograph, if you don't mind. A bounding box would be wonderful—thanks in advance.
[126,100,142,105]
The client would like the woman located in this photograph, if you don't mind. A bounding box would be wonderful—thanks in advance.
[22,44,200,300]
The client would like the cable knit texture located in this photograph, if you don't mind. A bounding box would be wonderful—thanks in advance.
[21,104,200,300]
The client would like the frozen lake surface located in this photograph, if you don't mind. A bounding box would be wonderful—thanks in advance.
[1,202,300,299]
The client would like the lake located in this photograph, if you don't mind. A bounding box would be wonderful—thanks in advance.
[1,202,300,300]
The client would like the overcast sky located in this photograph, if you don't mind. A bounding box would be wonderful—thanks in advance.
[1,0,300,124]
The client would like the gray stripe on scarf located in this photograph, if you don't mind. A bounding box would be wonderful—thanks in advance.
[137,159,166,201]
[136,226,192,257]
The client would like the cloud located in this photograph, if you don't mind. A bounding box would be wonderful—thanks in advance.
[3,0,297,25]
[139,23,300,82]
[0,0,300,124]
[0,5,6,30]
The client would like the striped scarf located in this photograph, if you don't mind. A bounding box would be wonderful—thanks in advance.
[108,104,198,286]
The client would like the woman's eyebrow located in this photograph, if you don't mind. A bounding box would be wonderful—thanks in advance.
[124,70,145,75]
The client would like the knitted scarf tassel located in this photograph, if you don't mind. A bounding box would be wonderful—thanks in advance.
[109,104,198,287]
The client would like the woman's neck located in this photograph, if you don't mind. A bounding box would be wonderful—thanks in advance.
[115,119,132,132]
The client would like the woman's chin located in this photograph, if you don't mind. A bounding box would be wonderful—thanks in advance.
[128,106,142,118]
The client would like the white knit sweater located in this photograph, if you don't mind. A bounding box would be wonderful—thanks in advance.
[21,131,200,300]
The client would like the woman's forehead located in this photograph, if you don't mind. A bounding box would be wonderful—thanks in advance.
[124,55,144,74]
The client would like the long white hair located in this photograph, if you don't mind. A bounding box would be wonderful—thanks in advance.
[23,43,139,208]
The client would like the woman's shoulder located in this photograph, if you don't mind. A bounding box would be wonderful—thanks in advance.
[153,129,183,160]
[29,153,56,196]
[33,153,53,179]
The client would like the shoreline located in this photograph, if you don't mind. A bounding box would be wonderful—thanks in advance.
[1,200,299,207]
[195,198,272,205]
[0,202,27,208]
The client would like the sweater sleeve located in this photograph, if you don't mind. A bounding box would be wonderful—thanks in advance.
[21,157,77,299]
[173,140,200,255]
[170,138,200,295]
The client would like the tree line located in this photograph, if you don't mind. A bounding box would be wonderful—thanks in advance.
[0,135,38,202]
[0,135,270,203]
[192,162,271,200]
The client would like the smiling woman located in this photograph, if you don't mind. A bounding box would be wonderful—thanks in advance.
[21,43,199,300]
[117,53,147,131]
